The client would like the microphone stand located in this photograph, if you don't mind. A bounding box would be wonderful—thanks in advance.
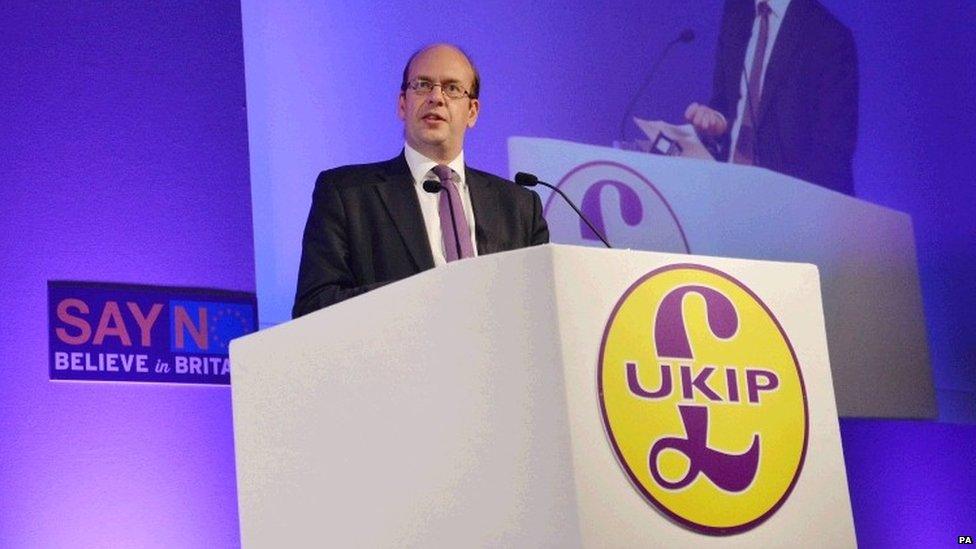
[514,172,612,249]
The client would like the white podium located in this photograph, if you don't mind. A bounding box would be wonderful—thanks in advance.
[510,137,934,419]
[231,245,855,547]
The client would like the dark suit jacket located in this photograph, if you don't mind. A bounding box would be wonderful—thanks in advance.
[293,153,550,317]
[710,0,858,195]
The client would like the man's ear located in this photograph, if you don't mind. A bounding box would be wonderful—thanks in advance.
[467,98,480,128]
[397,92,406,121]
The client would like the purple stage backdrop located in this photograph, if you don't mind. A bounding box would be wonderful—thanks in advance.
[240,0,975,543]
[242,0,975,424]
[2,1,974,546]
[841,419,976,547]
[0,2,251,547]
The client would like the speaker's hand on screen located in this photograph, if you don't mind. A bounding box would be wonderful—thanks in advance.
[684,103,727,138]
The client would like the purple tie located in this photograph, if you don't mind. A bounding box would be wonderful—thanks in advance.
[432,164,474,262]
[733,1,772,165]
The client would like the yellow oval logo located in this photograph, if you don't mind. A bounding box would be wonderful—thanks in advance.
[598,264,808,535]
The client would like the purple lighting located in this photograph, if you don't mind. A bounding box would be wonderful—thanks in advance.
[1,2,251,547]
[1,0,973,545]
[840,419,976,547]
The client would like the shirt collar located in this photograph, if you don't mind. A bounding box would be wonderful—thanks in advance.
[757,0,791,18]
[404,143,466,187]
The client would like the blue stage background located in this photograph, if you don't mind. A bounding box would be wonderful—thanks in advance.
[243,0,975,423]
[1,2,250,546]
[1,1,973,546]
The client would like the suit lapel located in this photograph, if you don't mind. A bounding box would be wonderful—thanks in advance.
[465,168,498,255]
[726,0,755,118]
[375,153,434,270]
[759,0,807,122]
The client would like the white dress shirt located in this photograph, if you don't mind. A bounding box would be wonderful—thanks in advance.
[728,0,793,156]
[403,143,479,267]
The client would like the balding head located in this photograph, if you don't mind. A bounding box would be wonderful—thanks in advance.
[396,43,481,163]
[400,43,480,99]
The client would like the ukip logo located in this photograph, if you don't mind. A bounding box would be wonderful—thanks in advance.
[542,161,689,253]
[598,264,808,535]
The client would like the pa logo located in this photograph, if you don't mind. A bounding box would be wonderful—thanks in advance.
[598,264,809,535]
[542,161,689,252]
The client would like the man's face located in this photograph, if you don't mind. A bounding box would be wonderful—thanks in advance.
[397,45,480,162]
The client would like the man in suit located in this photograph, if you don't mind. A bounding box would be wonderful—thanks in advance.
[685,0,858,195]
[293,43,549,317]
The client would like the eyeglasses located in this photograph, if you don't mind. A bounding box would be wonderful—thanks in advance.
[405,79,471,99]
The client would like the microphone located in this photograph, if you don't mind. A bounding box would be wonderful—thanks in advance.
[514,172,612,249]
[423,179,463,259]
[618,28,696,142]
